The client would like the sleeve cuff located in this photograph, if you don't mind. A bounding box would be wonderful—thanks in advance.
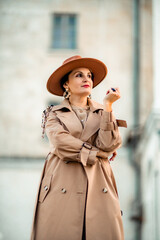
[79,146,90,166]
[100,111,117,131]
[87,149,98,165]
[103,111,115,121]
[79,144,98,166]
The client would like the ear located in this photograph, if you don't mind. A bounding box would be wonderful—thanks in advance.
[63,82,69,89]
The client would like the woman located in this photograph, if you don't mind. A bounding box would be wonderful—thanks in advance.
[31,55,127,240]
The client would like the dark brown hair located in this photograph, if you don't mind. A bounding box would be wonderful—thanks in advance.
[60,71,72,92]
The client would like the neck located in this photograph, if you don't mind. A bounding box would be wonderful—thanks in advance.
[69,95,88,108]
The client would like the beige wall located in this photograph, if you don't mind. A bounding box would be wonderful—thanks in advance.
[0,0,154,239]
[0,0,134,157]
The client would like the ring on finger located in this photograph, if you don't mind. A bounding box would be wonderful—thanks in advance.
[111,88,116,92]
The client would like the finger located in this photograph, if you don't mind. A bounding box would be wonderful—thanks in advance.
[111,88,116,92]
[109,151,117,161]
[115,87,120,92]
[114,151,117,156]
[112,88,119,94]
[114,151,117,158]
[111,88,120,96]
[114,89,121,98]
[109,156,115,161]
[111,87,119,93]
[115,88,120,96]
[109,155,114,161]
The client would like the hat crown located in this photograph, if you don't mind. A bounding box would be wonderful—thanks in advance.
[62,55,82,65]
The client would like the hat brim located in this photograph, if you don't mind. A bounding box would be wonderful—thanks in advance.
[47,57,108,96]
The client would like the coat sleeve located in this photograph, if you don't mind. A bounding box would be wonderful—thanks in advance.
[45,110,99,167]
[95,110,127,153]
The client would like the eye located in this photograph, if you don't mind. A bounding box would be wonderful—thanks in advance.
[76,73,82,77]
[88,74,92,78]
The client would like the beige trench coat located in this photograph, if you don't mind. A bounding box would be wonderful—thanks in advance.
[31,98,127,240]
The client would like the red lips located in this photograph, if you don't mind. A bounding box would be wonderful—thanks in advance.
[82,85,90,88]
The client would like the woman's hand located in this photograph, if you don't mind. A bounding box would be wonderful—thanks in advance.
[109,151,117,161]
[103,88,121,112]
[96,150,117,161]
[104,87,121,103]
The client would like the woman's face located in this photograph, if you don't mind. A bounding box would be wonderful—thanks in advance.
[63,68,93,97]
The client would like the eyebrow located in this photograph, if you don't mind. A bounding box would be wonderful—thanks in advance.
[73,71,92,75]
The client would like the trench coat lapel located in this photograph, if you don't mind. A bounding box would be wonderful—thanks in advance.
[51,99,83,138]
[51,98,103,141]
[78,98,103,141]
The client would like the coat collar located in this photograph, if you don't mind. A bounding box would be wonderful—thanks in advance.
[51,98,103,142]
[51,98,103,113]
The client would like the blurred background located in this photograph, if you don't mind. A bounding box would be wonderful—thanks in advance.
[0,0,160,239]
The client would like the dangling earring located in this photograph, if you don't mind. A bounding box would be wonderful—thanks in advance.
[63,88,71,99]
[88,94,92,99]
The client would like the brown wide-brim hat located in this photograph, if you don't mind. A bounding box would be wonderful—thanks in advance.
[47,55,108,96]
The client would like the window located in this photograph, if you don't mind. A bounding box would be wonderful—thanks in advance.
[52,13,77,49]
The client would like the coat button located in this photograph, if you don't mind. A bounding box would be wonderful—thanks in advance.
[44,185,48,191]
[61,188,67,193]
[102,188,108,193]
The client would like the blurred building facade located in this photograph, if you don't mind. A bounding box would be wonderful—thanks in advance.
[0,0,159,239]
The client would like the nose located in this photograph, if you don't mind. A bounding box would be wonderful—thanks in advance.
[83,78,87,82]
[82,75,90,82]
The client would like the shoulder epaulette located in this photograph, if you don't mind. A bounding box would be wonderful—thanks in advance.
[41,105,54,138]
